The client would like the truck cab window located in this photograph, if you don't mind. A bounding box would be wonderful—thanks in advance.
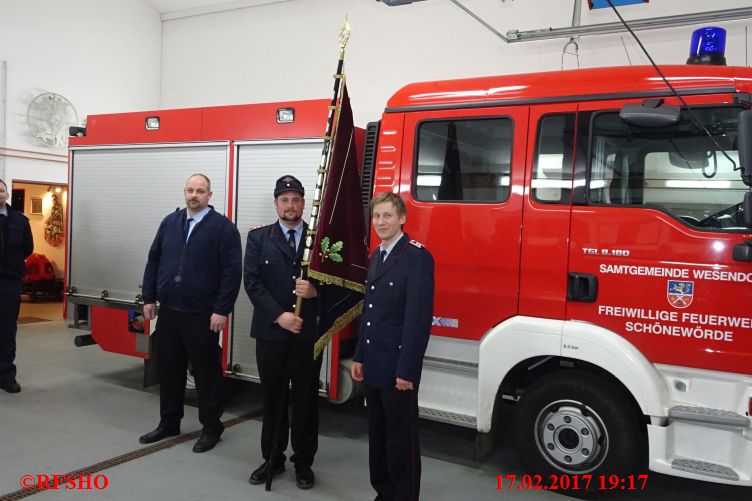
[588,106,748,230]
[414,118,512,202]
[533,113,576,204]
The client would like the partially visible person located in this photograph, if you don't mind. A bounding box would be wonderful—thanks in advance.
[244,175,321,490]
[0,179,33,394]
[139,173,242,453]
[352,192,435,501]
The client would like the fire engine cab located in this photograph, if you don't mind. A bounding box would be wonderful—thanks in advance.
[361,62,752,486]
[68,64,752,487]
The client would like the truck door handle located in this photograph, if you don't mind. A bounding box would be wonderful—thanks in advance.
[567,273,598,303]
[733,241,752,262]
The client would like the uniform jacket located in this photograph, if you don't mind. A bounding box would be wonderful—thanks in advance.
[142,207,242,315]
[244,222,319,343]
[0,204,34,280]
[353,234,435,390]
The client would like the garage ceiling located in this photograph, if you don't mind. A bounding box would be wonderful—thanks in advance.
[146,0,291,18]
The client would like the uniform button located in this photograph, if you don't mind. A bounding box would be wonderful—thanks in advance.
[265,260,269,264]
[366,322,371,326]
[292,275,296,279]
[370,285,375,290]
[398,345,402,349]
[389,282,393,286]
[368,304,373,308]
[366,339,370,344]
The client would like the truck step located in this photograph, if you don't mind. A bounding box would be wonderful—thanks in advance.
[668,405,749,427]
[419,406,476,428]
[671,457,739,481]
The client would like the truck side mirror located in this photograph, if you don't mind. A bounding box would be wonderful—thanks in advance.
[738,110,752,186]
[620,102,680,128]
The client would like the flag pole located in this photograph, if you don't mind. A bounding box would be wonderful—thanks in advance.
[263,19,351,493]
[295,16,350,316]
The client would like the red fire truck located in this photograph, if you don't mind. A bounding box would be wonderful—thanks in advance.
[66,99,364,403]
[68,64,752,486]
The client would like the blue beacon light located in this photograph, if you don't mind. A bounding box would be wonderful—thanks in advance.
[687,27,726,65]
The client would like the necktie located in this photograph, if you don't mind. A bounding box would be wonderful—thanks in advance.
[375,249,387,273]
[184,217,193,241]
[287,229,296,252]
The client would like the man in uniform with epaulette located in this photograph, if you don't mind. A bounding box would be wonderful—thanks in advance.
[351,191,435,501]
[244,175,321,490]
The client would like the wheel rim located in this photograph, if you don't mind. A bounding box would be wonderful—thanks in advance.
[533,399,609,474]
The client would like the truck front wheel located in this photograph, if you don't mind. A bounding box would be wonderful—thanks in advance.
[514,370,644,483]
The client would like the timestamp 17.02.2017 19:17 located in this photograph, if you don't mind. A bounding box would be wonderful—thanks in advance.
[495,473,649,492]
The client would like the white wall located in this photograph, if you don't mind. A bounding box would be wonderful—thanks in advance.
[160,0,752,127]
[0,0,161,187]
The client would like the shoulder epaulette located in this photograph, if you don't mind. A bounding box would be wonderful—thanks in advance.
[409,239,425,249]
[250,224,270,232]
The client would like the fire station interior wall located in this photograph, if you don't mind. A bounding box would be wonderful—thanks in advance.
[158,0,752,127]
[231,140,325,380]
[12,182,68,278]
[68,145,228,302]
[0,0,160,188]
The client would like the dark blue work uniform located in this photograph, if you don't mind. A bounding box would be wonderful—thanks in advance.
[353,233,434,501]
[244,221,322,469]
[142,207,242,435]
[0,204,34,388]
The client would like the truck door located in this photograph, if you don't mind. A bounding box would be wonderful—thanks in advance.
[400,106,529,341]
[519,104,579,319]
[567,98,752,374]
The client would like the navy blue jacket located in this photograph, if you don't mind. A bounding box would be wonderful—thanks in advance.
[142,207,242,315]
[353,234,435,389]
[0,204,34,280]
[244,222,319,343]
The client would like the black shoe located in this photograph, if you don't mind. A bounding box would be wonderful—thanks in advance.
[0,380,21,393]
[249,461,285,485]
[295,466,315,490]
[138,426,180,444]
[192,431,221,453]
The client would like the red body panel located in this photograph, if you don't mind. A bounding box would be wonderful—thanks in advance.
[387,65,747,110]
[70,99,330,146]
[90,306,148,359]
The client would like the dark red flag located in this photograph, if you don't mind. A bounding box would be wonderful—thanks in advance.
[310,83,369,358]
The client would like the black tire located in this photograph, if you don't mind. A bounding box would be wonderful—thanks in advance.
[514,370,644,492]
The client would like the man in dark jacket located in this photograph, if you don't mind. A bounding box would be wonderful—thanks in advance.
[0,179,34,394]
[139,173,242,453]
[352,192,435,501]
[244,175,321,490]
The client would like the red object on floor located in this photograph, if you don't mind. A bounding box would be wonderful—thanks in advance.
[23,253,56,283]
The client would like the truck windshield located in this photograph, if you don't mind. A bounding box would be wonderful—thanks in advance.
[588,105,748,231]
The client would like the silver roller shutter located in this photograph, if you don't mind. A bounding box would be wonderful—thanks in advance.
[231,140,328,383]
[68,144,229,304]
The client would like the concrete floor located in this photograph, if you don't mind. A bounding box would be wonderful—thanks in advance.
[1,312,750,500]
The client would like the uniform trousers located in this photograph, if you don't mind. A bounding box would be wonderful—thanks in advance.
[256,338,323,467]
[156,307,224,434]
[363,383,422,501]
[0,279,22,383]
